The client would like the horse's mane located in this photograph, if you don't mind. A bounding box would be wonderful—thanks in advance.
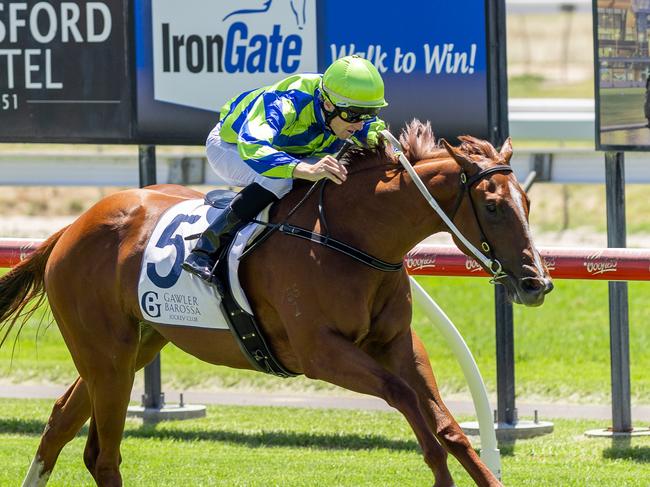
[344,119,443,173]
[344,119,503,175]
[398,119,443,162]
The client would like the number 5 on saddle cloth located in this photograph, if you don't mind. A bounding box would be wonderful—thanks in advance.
[138,190,296,377]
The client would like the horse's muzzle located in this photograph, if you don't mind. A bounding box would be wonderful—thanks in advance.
[505,274,553,307]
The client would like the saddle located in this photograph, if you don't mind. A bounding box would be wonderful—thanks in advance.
[140,188,401,379]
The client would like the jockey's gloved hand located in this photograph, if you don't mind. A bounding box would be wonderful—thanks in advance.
[293,156,348,185]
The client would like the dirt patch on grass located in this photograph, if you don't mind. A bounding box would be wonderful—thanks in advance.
[0,187,125,216]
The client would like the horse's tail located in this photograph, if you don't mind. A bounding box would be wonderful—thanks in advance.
[0,226,68,348]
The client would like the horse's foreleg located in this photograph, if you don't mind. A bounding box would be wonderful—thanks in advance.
[380,329,501,487]
[297,327,454,487]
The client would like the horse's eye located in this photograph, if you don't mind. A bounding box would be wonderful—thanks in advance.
[486,203,497,213]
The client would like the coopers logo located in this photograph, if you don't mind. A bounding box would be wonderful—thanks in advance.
[152,0,317,111]
[584,251,618,276]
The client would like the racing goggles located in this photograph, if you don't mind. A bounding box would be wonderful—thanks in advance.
[333,105,380,123]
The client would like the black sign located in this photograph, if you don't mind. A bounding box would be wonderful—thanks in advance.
[0,1,132,143]
[0,1,509,146]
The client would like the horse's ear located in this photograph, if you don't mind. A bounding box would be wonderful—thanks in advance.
[499,137,513,165]
[441,139,475,171]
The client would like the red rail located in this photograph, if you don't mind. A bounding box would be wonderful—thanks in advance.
[2,238,650,281]
[406,244,650,281]
[0,239,44,269]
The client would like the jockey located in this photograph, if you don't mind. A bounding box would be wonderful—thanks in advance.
[182,55,388,286]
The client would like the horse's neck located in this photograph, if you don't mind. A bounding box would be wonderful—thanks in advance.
[322,157,460,264]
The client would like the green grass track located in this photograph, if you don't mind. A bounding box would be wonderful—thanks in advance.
[1,399,649,486]
[2,274,650,403]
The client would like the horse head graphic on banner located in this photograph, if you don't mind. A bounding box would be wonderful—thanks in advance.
[223,0,308,29]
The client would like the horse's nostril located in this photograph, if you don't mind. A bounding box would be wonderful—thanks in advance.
[544,279,554,294]
[521,277,544,294]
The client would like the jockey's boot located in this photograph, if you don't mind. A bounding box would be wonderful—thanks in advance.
[181,207,243,285]
[182,183,278,290]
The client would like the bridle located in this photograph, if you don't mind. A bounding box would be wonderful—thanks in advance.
[450,165,514,282]
[380,130,512,283]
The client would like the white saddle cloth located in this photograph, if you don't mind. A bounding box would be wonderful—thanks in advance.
[137,199,267,329]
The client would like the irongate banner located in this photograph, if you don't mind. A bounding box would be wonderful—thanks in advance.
[134,0,490,144]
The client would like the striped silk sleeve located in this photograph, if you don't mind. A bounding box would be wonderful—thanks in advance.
[236,94,301,179]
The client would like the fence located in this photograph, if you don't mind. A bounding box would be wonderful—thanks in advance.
[6,238,650,281]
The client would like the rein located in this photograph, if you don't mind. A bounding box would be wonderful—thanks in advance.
[242,131,513,280]
[240,142,404,272]
[380,130,511,283]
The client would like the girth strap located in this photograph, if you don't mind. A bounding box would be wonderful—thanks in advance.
[219,293,298,378]
[278,223,403,272]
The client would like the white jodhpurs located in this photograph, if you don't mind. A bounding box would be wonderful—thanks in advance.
[205,125,294,199]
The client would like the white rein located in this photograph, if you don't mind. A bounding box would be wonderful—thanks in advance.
[380,130,505,281]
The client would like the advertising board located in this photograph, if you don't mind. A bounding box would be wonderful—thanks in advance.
[0,1,503,146]
[0,1,133,143]
[134,0,494,144]
[134,0,318,143]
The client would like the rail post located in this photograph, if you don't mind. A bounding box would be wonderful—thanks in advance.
[605,151,631,432]
[131,145,206,422]
[495,286,516,425]
[410,277,501,479]
[138,145,163,411]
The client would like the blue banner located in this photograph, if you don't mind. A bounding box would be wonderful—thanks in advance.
[134,0,489,144]
[317,0,488,138]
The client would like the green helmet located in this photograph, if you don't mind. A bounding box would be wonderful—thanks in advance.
[321,56,388,109]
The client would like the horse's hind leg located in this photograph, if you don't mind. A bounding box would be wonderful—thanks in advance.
[380,330,501,487]
[22,377,90,487]
[23,327,167,486]
[24,328,163,486]
[82,326,166,485]
[26,376,133,487]
[83,351,136,487]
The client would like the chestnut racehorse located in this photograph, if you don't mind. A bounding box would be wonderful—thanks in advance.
[1,122,552,487]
